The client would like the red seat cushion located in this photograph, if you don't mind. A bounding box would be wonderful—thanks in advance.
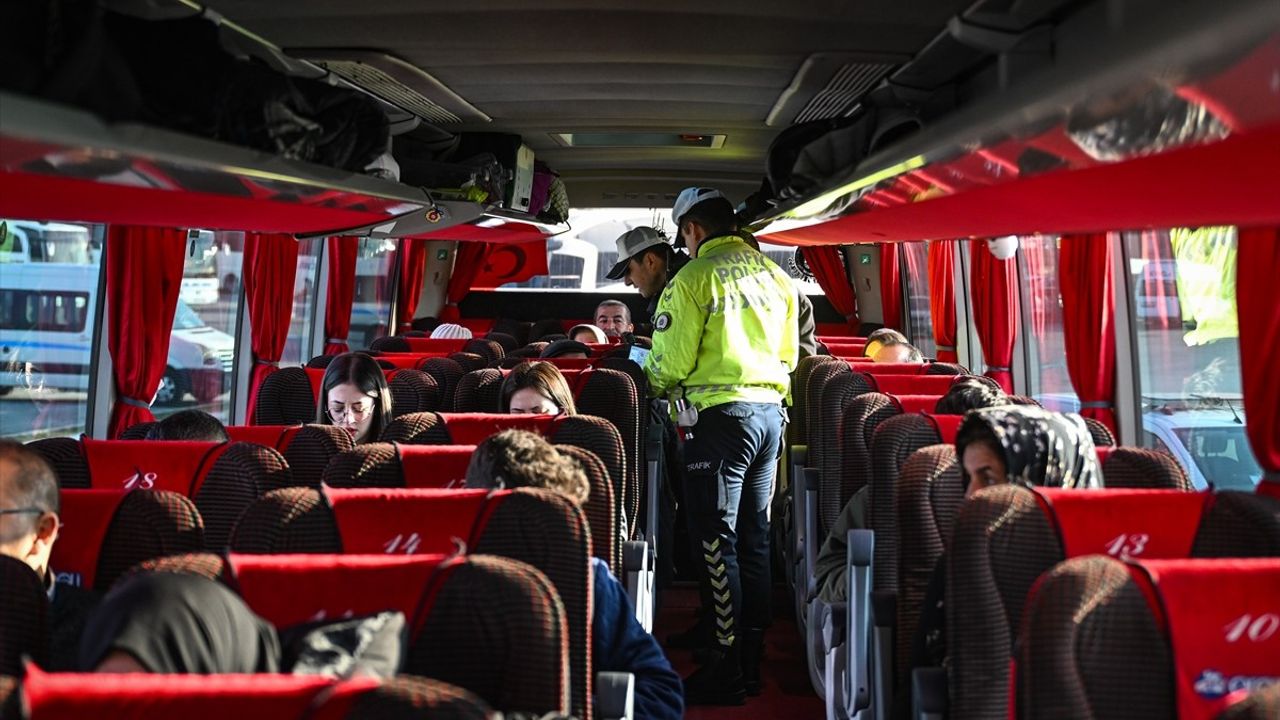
[1034,488,1209,560]
[889,394,944,414]
[48,490,127,590]
[848,361,929,375]
[81,439,228,496]
[397,444,477,489]
[862,374,958,396]
[1129,558,1280,719]
[374,352,452,369]
[228,553,447,630]
[402,338,471,353]
[323,487,490,555]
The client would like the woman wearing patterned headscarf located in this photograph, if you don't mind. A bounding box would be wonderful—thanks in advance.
[899,407,1103,717]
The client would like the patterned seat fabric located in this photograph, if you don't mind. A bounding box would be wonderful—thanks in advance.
[0,557,48,675]
[893,445,963,688]
[791,355,844,447]
[1098,446,1191,490]
[345,675,497,720]
[369,335,412,353]
[452,368,506,412]
[305,354,336,369]
[483,331,519,354]
[29,439,289,551]
[948,487,1280,718]
[1083,417,1117,447]
[464,338,505,365]
[807,363,874,535]
[386,368,442,418]
[420,358,466,412]
[491,318,533,346]
[449,352,490,374]
[866,412,955,593]
[380,412,629,539]
[1018,556,1280,720]
[558,444,622,571]
[253,367,318,425]
[229,488,583,718]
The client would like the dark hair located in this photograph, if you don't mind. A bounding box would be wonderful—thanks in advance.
[317,352,393,439]
[540,339,592,359]
[465,430,589,506]
[934,377,1011,415]
[145,410,229,442]
[954,414,1003,484]
[499,362,577,415]
[679,197,737,239]
[866,328,908,346]
[0,440,60,525]
[874,338,923,362]
[637,243,676,266]
[595,300,632,325]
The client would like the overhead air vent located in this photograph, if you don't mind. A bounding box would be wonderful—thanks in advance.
[767,54,898,127]
[550,133,726,148]
[295,50,490,125]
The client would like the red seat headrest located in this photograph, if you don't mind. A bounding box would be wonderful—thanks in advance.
[229,553,447,630]
[1129,558,1280,719]
[226,425,301,452]
[888,394,944,414]
[81,439,228,496]
[848,361,929,375]
[402,338,470,353]
[373,352,452,369]
[922,413,963,444]
[1033,488,1208,560]
[438,413,560,444]
[323,487,490,556]
[396,444,477,489]
[863,374,958,396]
[48,489,128,590]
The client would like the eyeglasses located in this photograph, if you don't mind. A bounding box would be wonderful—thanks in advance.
[0,507,47,517]
[327,400,376,422]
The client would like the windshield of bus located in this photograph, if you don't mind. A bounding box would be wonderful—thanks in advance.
[1173,426,1263,491]
[172,300,207,330]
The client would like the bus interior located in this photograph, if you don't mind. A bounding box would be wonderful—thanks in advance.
[1,0,1278,718]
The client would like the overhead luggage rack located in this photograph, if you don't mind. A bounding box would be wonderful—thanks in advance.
[0,91,485,236]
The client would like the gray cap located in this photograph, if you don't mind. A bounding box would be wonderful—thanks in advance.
[605,226,668,280]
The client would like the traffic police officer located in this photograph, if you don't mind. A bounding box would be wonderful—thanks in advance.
[644,187,799,705]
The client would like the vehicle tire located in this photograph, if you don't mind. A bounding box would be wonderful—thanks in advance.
[155,368,188,407]
[0,385,11,397]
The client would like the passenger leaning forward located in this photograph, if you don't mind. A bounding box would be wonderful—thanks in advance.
[645,186,799,705]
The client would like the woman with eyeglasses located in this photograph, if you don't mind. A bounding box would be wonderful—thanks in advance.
[499,361,577,416]
[317,352,393,443]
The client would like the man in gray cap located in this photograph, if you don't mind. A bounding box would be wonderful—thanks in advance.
[605,226,689,319]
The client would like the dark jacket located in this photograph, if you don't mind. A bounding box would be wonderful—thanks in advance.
[592,559,683,719]
[815,485,868,604]
[796,290,820,359]
[48,580,99,671]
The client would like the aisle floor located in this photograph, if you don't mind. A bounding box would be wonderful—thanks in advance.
[656,583,825,719]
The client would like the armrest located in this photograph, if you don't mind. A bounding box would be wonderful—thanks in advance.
[843,528,875,715]
[802,468,822,600]
[912,667,948,720]
[623,540,654,632]
[595,671,636,720]
[644,421,663,549]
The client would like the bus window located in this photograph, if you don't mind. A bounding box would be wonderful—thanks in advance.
[901,240,936,358]
[280,237,321,367]
[349,238,394,350]
[1019,235,1079,411]
[181,230,220,306]
[0,221,104,442]
[1127,227,1254,491]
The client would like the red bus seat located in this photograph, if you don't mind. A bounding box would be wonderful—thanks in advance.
[230,486,590,719]
[27,437,289,550]
[947,487,1280,718]
[1019,557,1280,720]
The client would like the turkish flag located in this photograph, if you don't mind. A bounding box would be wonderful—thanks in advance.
[471,239,549,289]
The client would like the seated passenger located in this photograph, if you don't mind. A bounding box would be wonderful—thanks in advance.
[872,337,924,364]
[814,378,1011,603]
[318,352,393,444]
[500,361,577,416]
[569,324,610,344]
[540,339,592,360]
[145,409,229,442]
[863,328,909,358]
[0,441,98,670]
[594,300,634,339]
[466,430,684,719]
[429,323,473,340]
[909,406,1101,675]
[80,572,280,674]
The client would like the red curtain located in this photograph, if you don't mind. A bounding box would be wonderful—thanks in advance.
[243,233,299,423]
[395,238,429,331]
[324,236,358,354]
[928,240,958,362]
[105,226,187,438]
[440,242,492,322]
[879,242,903,330]
[1059,234,1118,433]
[970,239,1019,392]
[1236,227,1280,489]
[803,246,859,329]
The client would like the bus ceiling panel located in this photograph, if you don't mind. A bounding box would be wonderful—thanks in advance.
[761,0,1280,225]
[0,91,463,235]
[757,119,1280,245]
